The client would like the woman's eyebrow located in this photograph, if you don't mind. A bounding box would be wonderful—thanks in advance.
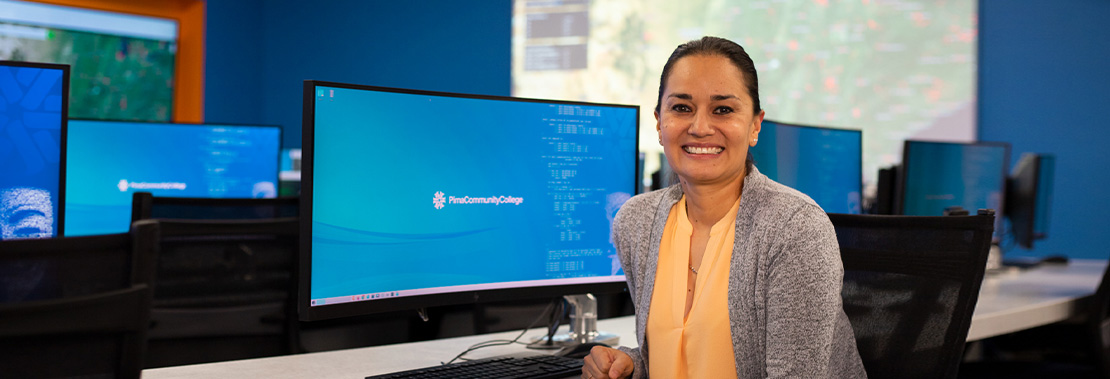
[667,93,738,101]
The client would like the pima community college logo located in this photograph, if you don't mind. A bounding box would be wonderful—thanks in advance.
[432,191,524,209]
[433,191,446,209]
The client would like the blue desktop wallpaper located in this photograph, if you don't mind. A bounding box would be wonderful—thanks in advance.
[65,120,281,236]
[310,86,637,301]
[902,141,1007,227]
[751,120,863,214]
[0,64,65,240]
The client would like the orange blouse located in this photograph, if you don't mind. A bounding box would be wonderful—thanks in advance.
[646,195,741,379]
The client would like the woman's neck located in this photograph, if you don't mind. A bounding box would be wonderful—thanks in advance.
[680,172,745,229]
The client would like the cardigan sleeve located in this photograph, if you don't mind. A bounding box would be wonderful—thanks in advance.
[612,199,649,379]
[762,204,846,378]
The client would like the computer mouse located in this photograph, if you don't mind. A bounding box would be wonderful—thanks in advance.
[554,342,610,359]
[1041,255,1069,264]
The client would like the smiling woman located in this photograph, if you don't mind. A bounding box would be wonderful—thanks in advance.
[582,36,867,379]
[655,53,761,190]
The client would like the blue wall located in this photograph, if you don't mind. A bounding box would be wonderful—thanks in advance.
[206,0,1109,259]
[207,0,511,148]
[205,0,265,125]
[979,0,1110,259]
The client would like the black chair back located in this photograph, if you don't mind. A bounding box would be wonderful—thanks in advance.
[0,221,159,379]
[131,191,298,221]
[140,218,300,368]
[829,212,994,379]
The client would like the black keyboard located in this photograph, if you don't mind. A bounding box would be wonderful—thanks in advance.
[366,354,585,379]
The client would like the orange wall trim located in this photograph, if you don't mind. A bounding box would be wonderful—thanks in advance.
[30,0,206,123]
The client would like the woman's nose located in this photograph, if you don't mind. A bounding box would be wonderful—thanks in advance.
[687,110,714,137]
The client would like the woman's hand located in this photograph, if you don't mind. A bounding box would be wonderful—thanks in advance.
[581,346,634,379]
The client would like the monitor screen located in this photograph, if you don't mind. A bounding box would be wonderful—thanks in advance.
[751,119,862,214]
[64,120,281,236]
[900,140,1009,236]
[0,60,68,240]
[1007,153,1055,249]
[300,82,638,321]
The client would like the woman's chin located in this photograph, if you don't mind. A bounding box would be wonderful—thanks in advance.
[676,172,743,187]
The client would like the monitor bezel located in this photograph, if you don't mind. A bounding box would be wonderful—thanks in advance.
[897,139,1011,230]
[299,80,637,322]
[1,60,70,237]
[756,118,864,214]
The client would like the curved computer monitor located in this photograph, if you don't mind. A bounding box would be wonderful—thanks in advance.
[0,60,69,239]
[899,140,1010,239]
[1006,153,1055,249]
[751,119,863,214]
[299,81,638,321]
[64,120,281,236]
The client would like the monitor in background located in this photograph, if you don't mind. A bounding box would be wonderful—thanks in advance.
[279,148,301,197]
[0,60,69,239]
[751,119,863,214]
[0,0,178,121]
[899,140,1010,237]
[1006,153,1056,249]
[299,81,638,324]
[64,120,281,236]
[649,152,676,191]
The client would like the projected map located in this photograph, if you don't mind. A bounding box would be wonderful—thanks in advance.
[0,22,176,121]
[512,0,977,186]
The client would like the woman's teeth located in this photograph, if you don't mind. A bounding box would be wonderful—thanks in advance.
[683,146,723,154]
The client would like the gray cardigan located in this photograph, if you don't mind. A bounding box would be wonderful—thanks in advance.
[611,167,866,379]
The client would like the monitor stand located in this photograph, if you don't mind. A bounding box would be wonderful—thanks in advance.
[528,293,619,349]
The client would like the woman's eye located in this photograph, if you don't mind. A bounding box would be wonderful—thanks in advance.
[671,104,691,113]
[714,106,734,115]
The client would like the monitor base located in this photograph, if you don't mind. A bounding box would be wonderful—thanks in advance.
[526,293,619,349]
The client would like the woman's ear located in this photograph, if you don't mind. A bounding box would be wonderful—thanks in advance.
[655,110,663,145]
[750,110,765,146]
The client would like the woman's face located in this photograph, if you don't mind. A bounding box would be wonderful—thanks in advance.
[656,54,764,187]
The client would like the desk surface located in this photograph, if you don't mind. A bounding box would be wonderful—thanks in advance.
[967,258,1104,341]
[145,259,1105,379]
[145,317,638,379]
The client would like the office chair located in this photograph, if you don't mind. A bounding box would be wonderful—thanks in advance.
[131,191,299,221]
[0,220,159,379]
[130,192,399,353]
[139,218,301,368]
[829,211,994,379]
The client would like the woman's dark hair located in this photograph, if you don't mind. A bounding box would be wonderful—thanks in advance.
[656,36,760,179]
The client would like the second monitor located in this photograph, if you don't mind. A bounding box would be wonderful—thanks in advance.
[899,140,1010,237]
[750,119,863,214]
[64,120,281,236]
[1006,153,1056,249]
